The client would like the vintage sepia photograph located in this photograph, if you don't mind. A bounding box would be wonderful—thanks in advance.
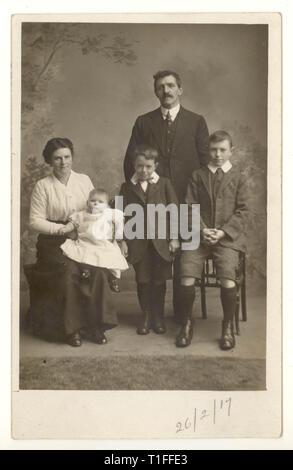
[18,20,268,389]
[11,12,282,440]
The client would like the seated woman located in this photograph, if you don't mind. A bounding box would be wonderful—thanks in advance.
[28,137,117,347]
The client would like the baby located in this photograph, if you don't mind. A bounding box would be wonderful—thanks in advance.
[60,188,128,291]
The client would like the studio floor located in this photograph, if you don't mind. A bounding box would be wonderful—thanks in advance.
[18,280,266,390]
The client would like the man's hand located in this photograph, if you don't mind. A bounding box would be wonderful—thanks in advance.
[120,240,129,258]
[58,222,75,235]
[169,239,180,255]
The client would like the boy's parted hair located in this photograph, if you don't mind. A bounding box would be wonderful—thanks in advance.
[153,70,182,91]
[132,144,160,164]
[88,188,109,202]
[209,130,233,148]
[42,137,74,164]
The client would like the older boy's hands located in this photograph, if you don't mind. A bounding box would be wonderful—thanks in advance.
[202,228,225,245]
[202,228,215,244]
[208,229,225,245]
[169,239,180,255]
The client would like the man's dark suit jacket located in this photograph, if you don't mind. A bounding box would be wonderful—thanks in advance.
[185,165,249,252]
[124,106,209,203]
[120,177,179,265]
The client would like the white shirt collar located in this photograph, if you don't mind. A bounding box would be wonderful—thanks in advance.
[207,160,232,174]
[131,171,160,185]
[161,103,180,121]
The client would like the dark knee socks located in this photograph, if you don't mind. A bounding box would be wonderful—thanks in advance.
[179,285,195,322]
[220,286,237,322]
[137,282,167,315]
[152,282,166,316]
[137,283,152,312]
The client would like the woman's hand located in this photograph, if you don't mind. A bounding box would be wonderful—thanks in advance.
[58,222,75,235]
[120,240,129,258]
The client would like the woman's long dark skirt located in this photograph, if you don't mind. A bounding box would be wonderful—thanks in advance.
[63,258,117,336]
[27,233,117,340]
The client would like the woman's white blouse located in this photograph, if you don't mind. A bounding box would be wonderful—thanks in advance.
[29,170,94,235]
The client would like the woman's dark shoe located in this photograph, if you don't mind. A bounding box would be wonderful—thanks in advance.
[109,277,121,293]
[66,331,82,347]
[220,320,236,350]
[91,329,108,345]
[176,319,193,348]
[137,311,151,335]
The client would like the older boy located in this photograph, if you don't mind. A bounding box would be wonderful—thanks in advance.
[177,130,249,349]
[120,144,180,335]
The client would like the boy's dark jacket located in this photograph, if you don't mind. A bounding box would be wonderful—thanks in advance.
[186,165,249,252]
[120,176,179,265]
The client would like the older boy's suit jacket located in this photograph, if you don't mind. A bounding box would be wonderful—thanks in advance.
[123,107,209,203]
[185,166,249,252]
[120,177,179,265]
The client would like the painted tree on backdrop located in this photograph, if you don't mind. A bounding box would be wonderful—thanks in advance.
[222,121,267,288]
[21,23,139,284]
[22,22,138,141]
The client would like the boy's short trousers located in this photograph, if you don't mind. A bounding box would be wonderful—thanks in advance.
[133,242,172,284]
[180,243,240,281]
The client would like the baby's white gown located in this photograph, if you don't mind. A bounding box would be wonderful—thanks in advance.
[61,208,128,277]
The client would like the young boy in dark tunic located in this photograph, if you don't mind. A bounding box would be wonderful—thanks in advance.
[120,144,180,335]
[177,130,249,349]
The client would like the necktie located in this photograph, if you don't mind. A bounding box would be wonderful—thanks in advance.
[213,167,224,199]
[165,111,173,156]
[166,111,172,128]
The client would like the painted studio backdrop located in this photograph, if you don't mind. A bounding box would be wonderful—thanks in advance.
[20,22,268,295]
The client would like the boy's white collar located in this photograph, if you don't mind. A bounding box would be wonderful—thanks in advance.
[207,160,232,174]
[131,171,160,185]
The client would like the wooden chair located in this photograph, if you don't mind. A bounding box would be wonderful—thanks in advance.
[195,252,247,335]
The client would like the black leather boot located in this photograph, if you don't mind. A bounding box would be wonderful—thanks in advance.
[137,311,151,335]
[173,268,182,324]
[175,285,195,347]
[220,286,237,350]
[152,313,166,334]
[152,283,167,334]
[220,320,236,350]
[176,317,193,347]
[136,283,152,335]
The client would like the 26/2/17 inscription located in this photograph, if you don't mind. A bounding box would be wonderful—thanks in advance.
[176,398,232,434]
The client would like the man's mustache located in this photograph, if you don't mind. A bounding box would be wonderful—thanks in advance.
[163,94,173,98]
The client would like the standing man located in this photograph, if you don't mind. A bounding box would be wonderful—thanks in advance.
[124,70,209,322]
